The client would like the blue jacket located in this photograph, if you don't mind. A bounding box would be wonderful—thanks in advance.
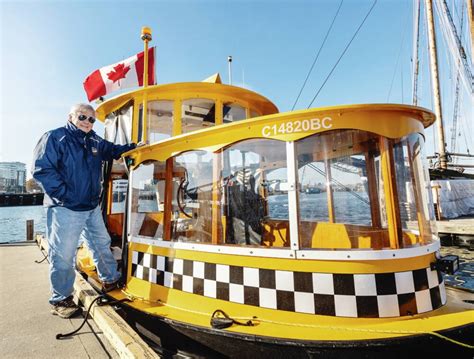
[32,121,135,211]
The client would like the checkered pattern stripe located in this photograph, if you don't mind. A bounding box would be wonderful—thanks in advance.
[131,251,446,318]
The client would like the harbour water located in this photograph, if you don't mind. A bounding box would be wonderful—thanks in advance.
[0,205,46,243]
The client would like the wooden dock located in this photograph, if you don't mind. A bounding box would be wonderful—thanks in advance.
[0,238,159,359]
[436,217,474,235]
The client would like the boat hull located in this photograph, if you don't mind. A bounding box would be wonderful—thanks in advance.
[121,302,474,358]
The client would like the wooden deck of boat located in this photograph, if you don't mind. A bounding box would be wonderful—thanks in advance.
[0,239,159,359]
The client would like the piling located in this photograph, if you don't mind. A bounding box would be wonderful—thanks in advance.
[26,219,34,241]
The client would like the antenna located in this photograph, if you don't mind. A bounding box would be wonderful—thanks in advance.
[227,56,233,85]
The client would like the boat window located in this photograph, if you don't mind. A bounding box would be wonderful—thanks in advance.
[412,134,437,241]
[330,155,372,226]
[296,130,389,250]
[220,138,290,247]
[141,100,173,142]
[394,134,434,245]
[181,99,215,134]
[298,160,329,222]
[110,179,128,214]
[249,109,260,118]
[169,150,214,243]
[223,103,247,123]
[104,101,133,145]
[130,161,166,239]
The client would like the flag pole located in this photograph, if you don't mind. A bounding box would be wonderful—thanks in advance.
[141,26,152,143]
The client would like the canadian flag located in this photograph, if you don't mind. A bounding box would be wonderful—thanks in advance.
[83,47,156,102]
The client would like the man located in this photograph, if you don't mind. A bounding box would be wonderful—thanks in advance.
[32,103,136,318]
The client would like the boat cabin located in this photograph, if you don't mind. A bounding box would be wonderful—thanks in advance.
[96,80,438,261]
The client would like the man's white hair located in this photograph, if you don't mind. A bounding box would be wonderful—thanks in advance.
[69,103,95,117]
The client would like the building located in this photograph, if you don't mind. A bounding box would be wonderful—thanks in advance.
[0,162,27,193]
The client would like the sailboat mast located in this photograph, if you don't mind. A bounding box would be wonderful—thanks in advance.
[468,0,473,59]
[412,0,421,106]
[425,0,448,170]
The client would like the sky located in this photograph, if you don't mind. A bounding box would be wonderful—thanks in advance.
[1,0,473,176]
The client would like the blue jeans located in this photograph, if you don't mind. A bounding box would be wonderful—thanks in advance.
[46,206,120,304]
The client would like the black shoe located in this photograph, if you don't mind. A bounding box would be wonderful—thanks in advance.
[101,280,120,293]
[51,296,82,318]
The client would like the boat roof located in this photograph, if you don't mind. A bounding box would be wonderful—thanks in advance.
[123,103,436,164]
[95,82,279,120]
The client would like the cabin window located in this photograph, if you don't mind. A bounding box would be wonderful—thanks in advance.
[220,138,290,247]
[130,161,166,239]
[142,100,174,142]
[181,99,215,134]
[104,101,133,145]
[169,150,214,243]
[223,103,247,123]
[394,134,434,245]
[249,109,260,118]
[296,130,389,250]
[110,179,128,214]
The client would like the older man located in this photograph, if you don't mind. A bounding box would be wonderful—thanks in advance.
[32,103,135,318]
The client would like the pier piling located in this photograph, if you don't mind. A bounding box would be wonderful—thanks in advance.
[26,220,34,241]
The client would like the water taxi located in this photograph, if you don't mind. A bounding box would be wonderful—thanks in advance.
[76,36,473,359]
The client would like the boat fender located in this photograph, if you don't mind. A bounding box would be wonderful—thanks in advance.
[210,309,254,330]
[430,255,459,275]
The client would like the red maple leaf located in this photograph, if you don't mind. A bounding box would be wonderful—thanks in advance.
[107,63,130,83]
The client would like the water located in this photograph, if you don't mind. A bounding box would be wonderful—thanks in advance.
[269,191,372,225]
[0,205,46,243]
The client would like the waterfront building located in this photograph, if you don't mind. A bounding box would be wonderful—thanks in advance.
[0,162,27,193]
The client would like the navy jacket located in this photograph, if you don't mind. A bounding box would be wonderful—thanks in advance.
[32,121,135,211]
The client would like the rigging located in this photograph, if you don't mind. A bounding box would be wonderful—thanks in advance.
[291,0,344,111]
[307,0,378,108]
[449,2,465,159]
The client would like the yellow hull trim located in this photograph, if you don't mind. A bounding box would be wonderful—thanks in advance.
[109,280,473,342]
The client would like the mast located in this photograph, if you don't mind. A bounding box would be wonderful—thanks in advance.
[228,56,233,85]
[412,0,421,105]
[468,0,474,60]
[141,26,152,144]
[425,0,448,169]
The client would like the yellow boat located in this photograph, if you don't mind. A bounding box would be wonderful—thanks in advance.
[76,42,473,358]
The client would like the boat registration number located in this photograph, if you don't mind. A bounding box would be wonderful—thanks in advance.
[262,117,333,137]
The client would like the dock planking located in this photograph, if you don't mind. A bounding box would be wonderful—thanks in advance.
[0,242,118,358]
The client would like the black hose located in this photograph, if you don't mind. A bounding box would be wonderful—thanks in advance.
[56,295,130,339]
[34,252,48,264]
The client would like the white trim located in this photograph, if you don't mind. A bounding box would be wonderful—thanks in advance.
[128,235,439,261]
[127,169,134,241]
[296,241,440,260]
[129,236,296,258]
[286,141,300,251]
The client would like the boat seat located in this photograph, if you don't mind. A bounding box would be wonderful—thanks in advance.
[302,222,389,249]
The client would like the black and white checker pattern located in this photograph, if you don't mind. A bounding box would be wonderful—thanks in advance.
[131,251,446,318]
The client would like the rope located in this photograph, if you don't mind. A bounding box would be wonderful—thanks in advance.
[387,3,410,102]
[119,289,472,349]
[291,0,344,110]
[307,0,377,108]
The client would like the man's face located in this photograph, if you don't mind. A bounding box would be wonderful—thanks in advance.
[70,108,96,133]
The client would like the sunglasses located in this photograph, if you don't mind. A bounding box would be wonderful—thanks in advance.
[77,114,96,124]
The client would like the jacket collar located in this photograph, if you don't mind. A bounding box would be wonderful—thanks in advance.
[66,121,96,140]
